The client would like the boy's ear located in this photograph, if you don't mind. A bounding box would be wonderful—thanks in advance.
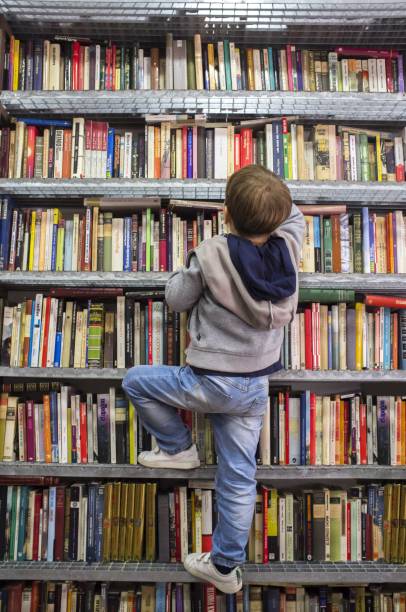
[224,205,229,225]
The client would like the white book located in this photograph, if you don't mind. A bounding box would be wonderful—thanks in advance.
[265,123,274,171]
[83,46,90,90]
[124,132,132,178]
[328,124,337,181]
[230,42,238,90]
[22,589,31,612]
[10,304,21,367]
[112,217,124,272]
[3,397,17,461]
[71,213,80,272]
[194,34,203,90]
[395,210,406,272]
[201,490,212,540]
[165,33,173,89]
[341,59,349,92]
[253,49,262,90]
[95,45,101,90]
[217,42,226,90]
[53,129,64,179]
[259,397,271,465]
[45,208,54,271]
[377,59,387,92]
[31,294,43,367]
[173,39,187,89]
[119,135,125,178]
[290,313,300,369]
[116,296,126,368]
[109,386,116,464]
[214,127,228,179]
[143,56,151,89]
[71,117,85,178]
[137,48,144,88]
[60,585,68,612]
[43,41,51,89]
[279,50,288,90]
[73,311,83,368]
[285,493,294,561]
[46,297,58,367]
[368,58,378,92]
[49,43,60,90]
[322,396,330,465]
[349,134,357,181]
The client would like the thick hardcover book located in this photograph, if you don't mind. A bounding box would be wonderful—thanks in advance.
[96,394,110,463]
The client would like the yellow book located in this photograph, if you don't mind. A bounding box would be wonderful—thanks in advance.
[398,485,406,564]
[246,49,255,90]
[128,400,137,465]
[12,38,20,92]
[28,210,36,271]
[110,483,122,560]
[118,482,128,561]
[145,482,157,561]
[141,586,155,612]
[267,488,278,561]
[56,225,65,272]
[383,484,393,562]
[355,302,363,370]
[376,134,382,182]
[207,44,216,90]
[102,483,113,561]
[133,483,146,560]
[125,483,136,561]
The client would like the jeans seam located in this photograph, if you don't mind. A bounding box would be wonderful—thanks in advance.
[211,554,239,568]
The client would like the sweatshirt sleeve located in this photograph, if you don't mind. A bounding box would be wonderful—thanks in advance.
[272,203,305,265]
[165,254,204,313]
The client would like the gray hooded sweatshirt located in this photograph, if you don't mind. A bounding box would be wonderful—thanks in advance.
[165,203,305,373]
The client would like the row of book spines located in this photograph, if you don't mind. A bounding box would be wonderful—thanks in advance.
[5,206,223,273]
[3,119,406,183]
[5,36,405,93]
[283,304,406,372]
[260,393,405,467]
[301,210,406,275]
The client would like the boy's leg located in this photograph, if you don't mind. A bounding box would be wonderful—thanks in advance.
[122,365,195,454]
[210,412,262,568]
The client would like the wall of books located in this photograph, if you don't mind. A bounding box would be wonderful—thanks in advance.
[0,1,405,610]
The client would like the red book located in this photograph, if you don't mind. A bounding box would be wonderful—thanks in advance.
[364,295,406,308]
[359,402,367,464]
[26,401,35,463]
[111,45,117,91]
[385,57,394,93]
[174,487,181,562]
[284,390,290,464]
[182,127,188,179]
[262,487,268,563]
[286,45,294,91]
[26,126,38,178]
[304,308,312,369]
[343,399,350,465]
[40,297,51,368]
[6,584,23,612]
[309,392,316,465]
[148,299,153,365]
[78,45,85,90]
[204,585,216,612]
[54,485,66,561]
[30,582,41,612]
[31,490,42,560]
[72,42,80,90]
[80,402,88,463]
[346,502,351,560]
[234,133,241,171]
[240,128,253,167]
[365,513,372,561]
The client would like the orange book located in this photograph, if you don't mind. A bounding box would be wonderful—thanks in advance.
[392,312,399,370]
[192,219,198,248]
[246,49,255,90]
[387,212,395,273]
[43,394,52,463]
[234,133,241,171]
[339,399,345,465]
[151,48,160,90]
[154,126,161,179]
[62,129,72,178]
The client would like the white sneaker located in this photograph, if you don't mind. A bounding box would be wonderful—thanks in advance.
[138,445,200,469]
[184,553,242,594]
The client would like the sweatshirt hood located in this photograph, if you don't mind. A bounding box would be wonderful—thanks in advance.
[227,233,296,301]
[189,235,297,330]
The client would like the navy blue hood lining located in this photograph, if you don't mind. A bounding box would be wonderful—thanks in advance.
[227,233,296,302]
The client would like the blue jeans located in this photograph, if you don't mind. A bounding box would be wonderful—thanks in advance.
[122,364,269,568]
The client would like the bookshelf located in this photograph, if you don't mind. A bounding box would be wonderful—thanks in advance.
[1,0,406,603]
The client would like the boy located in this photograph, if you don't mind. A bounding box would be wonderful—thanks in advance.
[122,165,304,593]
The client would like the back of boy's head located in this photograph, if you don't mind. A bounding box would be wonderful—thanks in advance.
[225,164,292,237]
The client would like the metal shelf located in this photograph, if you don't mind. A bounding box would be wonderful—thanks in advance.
[3,179,406,203]
[0,271,405,293]
[1,367,406,382]
[4,91,406,121]
[2,1,406,46]
[0,561,404,584]
[0,463,404,482]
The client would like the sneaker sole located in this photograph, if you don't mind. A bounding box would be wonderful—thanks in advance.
[138,456,201,470]
[184,559,242,594]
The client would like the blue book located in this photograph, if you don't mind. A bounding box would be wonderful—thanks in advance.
[361,207,370,273]
[53,332,62,368]
[268,49,276,91]
[299,392,306,465]
[374,485,385,538]
[86,484,97,562]
[369,214,375,273]
[305,390,311,465]
[263,588,280,612]
[123,217,132,271]
[156,584,166,612]
[20,118,72,128]
[383,308,391,369]
[272,121,283,178]
[33,40,43,90]
[187,128,193,178]
[399,309,406,370]
[313,216,321,253]
[50,219,58,271]
[296,50,303,91]
[95,484,105,561]
[106,128,115,178]
[47,486,57,562]
[17,486,29,560]
[327,311,333,369]
[223,41,232,90]
[0,196,13,271]
[243,586,250,612]
[50,391,59,463]
[226,595,236,612]
[64,220,73,271]
[27,299,36,367]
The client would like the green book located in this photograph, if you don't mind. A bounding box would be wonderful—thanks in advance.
[87,303,105,368]
[186,39,196,90]
[103,212,113,272]
[329,492,342,561]
[352,211,363,273]
[9,486,18,560]
[146,207,151,272]
[323,217,333,272]
[17,486,28,561]
[359,133,370,182]
[283,132,290,179]
[299,289,355,303]
[256,131,266,167]
[223,40,232,90]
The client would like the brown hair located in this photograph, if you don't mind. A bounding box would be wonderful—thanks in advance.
[225,165,292,236]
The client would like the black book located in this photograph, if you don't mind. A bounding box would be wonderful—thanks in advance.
[33,40,43,90]
[84,582,96,612]
[138,132,145,178]
[68,484,81,560]
[25,39,34,90]
[0,486,7,559]
[96,394,111,463]
[140,307,146,365]
[377,397,390,465]
[89,45,96,90]
[86,484,97,562]
[115,395,128,464]
[55,583,62,612]
[197,126,206,179]
[125,297,134,367]
[270,395,279,465]
[17,41,26,90]
[312,490,326,561]
[162,302,168,364]
[240,49,247,91]
[190,584,204,612]
[263,587,280,612]
[48,126,56,178]
[132,132,139,178]
[205,129,214,179]
[157,492,170,562]
[14,210,24,271]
